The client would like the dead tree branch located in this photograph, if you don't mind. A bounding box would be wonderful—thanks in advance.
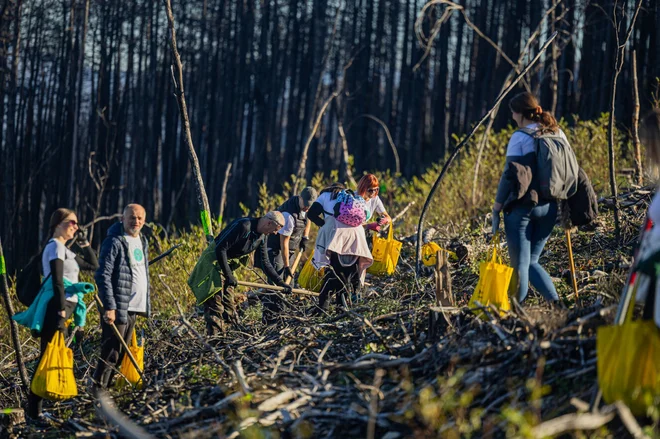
[415,32,558,271]
[607,0,644,242]
[164,0,213,239]
[0,237,29,388]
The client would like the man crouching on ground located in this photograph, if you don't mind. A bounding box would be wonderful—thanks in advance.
[206,211,292,336]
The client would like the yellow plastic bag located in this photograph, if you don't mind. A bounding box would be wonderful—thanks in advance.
[421,242,458,266]
[116,330,144,389]
[597,284,660,415]
[30,331,78,400]
[298,250,325,292]
[368,225,402,276]
[468,237,513,318]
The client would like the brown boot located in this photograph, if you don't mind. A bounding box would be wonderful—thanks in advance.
[204,310,226,337]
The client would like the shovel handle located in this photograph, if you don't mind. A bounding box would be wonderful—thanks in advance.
[94,295,145,384]
[565,230,580,303]
[236,280,319,297]
[285,251,304,284]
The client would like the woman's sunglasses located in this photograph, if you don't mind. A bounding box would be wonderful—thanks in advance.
[367,187,379,194]
[62,219,79,227]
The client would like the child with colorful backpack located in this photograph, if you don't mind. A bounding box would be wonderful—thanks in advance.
[307,183,373,312]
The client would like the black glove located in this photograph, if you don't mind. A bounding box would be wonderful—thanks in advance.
[300,237,310,252]
[276,280,292,294]
[283,266,294,280]
[75,228,90,247]
[225,276,238,288]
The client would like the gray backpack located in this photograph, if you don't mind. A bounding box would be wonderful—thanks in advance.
[517,128,579,200]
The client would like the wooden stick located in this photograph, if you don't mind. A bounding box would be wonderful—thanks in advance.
[0,237,29,388]
[434,250,442,306]
[286,251,304,284]
[440,250,454,306]
[218,162,232,226]
[94,295,145,384]
[631,51,643,186]
[96,390,155,439]
[237,280,319,297]
[615,401,650,439]
[565,229,580,303]
[382,201,414,234]
[164,0,213,240]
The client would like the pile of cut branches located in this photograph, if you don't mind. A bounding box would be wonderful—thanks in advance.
[1,187,656,438]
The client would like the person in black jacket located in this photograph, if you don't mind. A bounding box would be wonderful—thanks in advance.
[256,187,317,323]
[206,211,291,335]
[92,204,150,389]
[27,208,98,421]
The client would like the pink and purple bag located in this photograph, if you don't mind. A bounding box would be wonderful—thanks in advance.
[333,190,369,227]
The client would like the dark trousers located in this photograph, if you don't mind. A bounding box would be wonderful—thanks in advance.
[92,312,137,389]
[643,272,657,320]
[27,299,76,418]
[318,252,360,309]
[203,283,238,335]
[255,249,295,321]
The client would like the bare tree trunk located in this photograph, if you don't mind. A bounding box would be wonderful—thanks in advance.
[631,50,643,186]
[549,0,559,114]
[68,0,91,204]
[607,0,643,242]
[0,237,29,388]
[164,0,213,239]
[294,89,340,192]
[337,119,357,187]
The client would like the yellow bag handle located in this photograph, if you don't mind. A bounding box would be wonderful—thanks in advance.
[490,233,502,264]
[54,331,65,347]
[130,329,138,348]
[624,280,640,324]
[372,223,394,245]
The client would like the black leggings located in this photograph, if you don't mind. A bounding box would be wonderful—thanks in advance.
[318,252,360,309]
[643,272,657,320]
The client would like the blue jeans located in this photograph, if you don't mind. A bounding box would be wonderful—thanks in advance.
[503,201,559,303]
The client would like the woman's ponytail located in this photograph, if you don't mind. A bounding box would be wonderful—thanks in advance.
[509,92,559,134]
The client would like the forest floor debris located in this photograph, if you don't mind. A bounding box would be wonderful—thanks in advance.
[1,190,657,438]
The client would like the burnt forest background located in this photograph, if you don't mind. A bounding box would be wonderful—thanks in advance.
[0,0,659,269]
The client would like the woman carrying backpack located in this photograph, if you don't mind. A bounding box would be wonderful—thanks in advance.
[357,174,391,232]
[307,183,373,312]
[27,208,98,421]
[492,92,566,304]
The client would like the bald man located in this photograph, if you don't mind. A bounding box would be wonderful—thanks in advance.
[93,204,151,389]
